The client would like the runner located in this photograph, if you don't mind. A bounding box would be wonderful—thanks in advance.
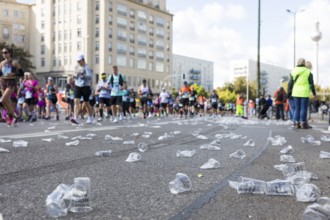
[44,77,59,121]
[138,79,152,119]
[210,90,219,117]
[129,87,137,118]
[65,76,75,120]
[71,54,94,124]
[189,86,197,117]
[23,72,39,122]
[107,65,124,123]
[37,87,46,119]
[179,81,191,118]
[96,73,111,122]
[197,95,206,117]
[0,47,24,125]
[159,88,170,117]
[121,82,131,119]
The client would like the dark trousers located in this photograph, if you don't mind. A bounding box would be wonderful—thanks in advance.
[276,104,284,120]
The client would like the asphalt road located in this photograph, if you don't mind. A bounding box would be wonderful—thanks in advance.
[0,115,330,220]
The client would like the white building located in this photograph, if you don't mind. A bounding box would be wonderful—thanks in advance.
[29,0,173,90]
[172,54,214,92]
[230,59,291,95]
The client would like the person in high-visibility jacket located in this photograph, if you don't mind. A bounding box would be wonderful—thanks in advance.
[288,58,316,129]
[236,93,245,117]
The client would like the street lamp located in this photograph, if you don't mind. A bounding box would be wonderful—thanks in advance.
[286,9,305,67]
[311,21,322,85]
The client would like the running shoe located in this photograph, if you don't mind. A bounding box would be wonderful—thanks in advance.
[70,118,79,125]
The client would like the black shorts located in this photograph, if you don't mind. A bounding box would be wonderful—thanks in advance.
[99,97,111,107]
[89,98,96,107]
[47,98,58,104]
[189,101,196,106]
[74,86,91,102]
[10,97,18,103]
[110,96,122,106]
[140,97,148,105]
[160,103,167,108]
[130,102,136,109]
[181,98,189,106]
[67,98,74,111]
[211,103,218,109]
[25,98,38,105]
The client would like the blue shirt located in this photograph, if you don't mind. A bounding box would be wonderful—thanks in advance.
[97,80,111,99]
[74,64,93,87]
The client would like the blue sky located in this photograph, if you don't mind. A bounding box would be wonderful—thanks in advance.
[167,0,329,87]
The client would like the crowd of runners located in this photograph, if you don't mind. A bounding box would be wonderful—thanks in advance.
[1,51,237,126]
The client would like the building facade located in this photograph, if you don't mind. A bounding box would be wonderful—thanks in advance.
[230,59,291,96]
[172,54,214,92]
[30,0,173,90]
[0,0,31,52]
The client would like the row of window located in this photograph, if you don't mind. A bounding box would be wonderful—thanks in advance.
[43,56,168,73]
[2,9,25,19]
[2,28,25,43]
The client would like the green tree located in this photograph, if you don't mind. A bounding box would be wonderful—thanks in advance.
[192,83,208,97]
[0,41,35,72]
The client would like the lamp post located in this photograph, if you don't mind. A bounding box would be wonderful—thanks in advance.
[311,21,322,85]
[286,9,305,67]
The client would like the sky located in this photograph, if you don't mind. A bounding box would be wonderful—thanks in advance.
[18,0,329,88]
[167,0,330,88]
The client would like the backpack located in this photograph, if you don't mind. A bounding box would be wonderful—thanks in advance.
[277,91,284,102]
[109,74,123,87]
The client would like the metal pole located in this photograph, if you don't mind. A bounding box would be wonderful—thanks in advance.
[257,0,261,97]
[293,13,296,67]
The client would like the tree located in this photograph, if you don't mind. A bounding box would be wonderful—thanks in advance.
[191,83,208,97]
[0,41,35,72]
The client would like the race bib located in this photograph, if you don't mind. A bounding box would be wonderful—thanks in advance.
[179,103,183,107]
[70,94,74,99]
[142,93,148,97]
[2,65,12,77]
[189,97,195,101]
[182,92,189,98]
[100,89,107,95]
[130,97,135,102]
[123,96,128,102]
[25,91,32,99]
[212,98,217,103]
[18,97,24,104]
[112,85,119,93]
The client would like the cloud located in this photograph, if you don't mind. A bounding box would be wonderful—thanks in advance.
[172,2,247,88]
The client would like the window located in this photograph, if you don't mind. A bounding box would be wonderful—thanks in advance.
[41,21,45,29]
[19,12,25,19]
[149,27,154,36]
[95,28,99,37]
[41,8,45,17]
[130,9,135,18]
[117,55,127,66]
[108,55,113,65]
[58,44,62,53]
[137,10,146,20]
[41,45,45,55]
[41,58,45,67]
[156,28,164,38]
[156,40,164,49]
[95,1,99,10]
[108,29,112,38]
[117,4,127,15]
[58,58,62,67]
[138,22,146,33]
[148,62,153,71]
[13,10,19,18]
[58,31,62,41]
[64,56,68,65]
[108,2,112,11]
[52,58,56,67]
[117,43,127,54]
[64,31,68,40]
[77,41,81,50]
[64,43,67,53]
[117,17,127,28]
[41,33,45,42]
[156,17,165,26]
[149,39,154,47]
[108,42,112,51]
[13,35,24,43]
[130,21,135,31]
[137,59,146,69]
[108,16,112,25]
[95,41,99,51]
[129,34,134,43]
[77,1,82,11]
[138,48,146,57]
[117,30,127,41]
[129,58,135,68]
[138,35,146,46]
[77,15,82,24]
[77,28,82,37]
[95,55,99,64]
[2,28,9,39]
[95,15,99,24]
[149,15,154,24]
[156,62,164,72]
[149,51,154,59]
[129,46,135,55]
[3,9,9,17]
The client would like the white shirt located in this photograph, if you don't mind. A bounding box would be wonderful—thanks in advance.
[159,92,169,103]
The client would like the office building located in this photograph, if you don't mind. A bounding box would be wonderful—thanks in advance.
[172,54,214,92]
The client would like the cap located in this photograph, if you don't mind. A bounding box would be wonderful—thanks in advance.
[48,77,54,81]
[76,54,85,61]
[162,87,165,90]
